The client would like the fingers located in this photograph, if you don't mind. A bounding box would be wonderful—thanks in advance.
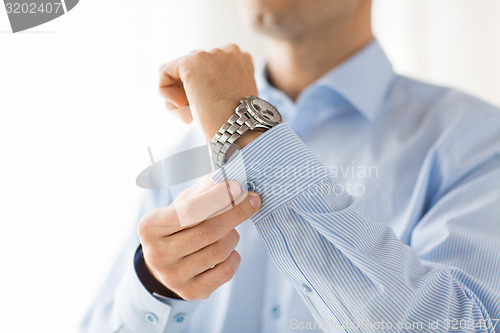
[166,191,261,256]
[165,102,193,124]
[159,56,185,89]
[175,228,240,278]
[174,174,217,202]
[138,181,261,301]
[178,250,241,300]
[159,57,189,109]
[206,189,248,219]
[219,43,240,53]
[204,191,261,227]
[138,179,240,239]
[173,180,242,227]
[159,83,188,110]
[159,44,252,114]
[137,205,180,242]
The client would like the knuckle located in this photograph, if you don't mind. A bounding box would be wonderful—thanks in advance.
[175,201,194,225]
[230,229,240,244]
[137,222,148,241]
[162,267,182,285]
[210,241,229,261]
[143,247,162,268]
[226,43,240,52]
[160,241,175,260]
[233,251,241,265]
[178,62,194,80]
[219,263,237,281]
[193,51,211,61]
[144,241,177,269]
[194,224,216,244]
[209,48,224,55]
[137,210,155,240]
[137,207,172,240]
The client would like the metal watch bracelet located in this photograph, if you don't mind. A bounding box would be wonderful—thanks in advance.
[210,106,253,168]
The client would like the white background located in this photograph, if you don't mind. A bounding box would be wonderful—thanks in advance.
[0,0,499,332]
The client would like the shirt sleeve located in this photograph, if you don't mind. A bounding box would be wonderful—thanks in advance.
[79,189,200,333]
[213,122,500,332]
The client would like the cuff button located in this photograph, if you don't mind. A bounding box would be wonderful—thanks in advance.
[242,181,255,192]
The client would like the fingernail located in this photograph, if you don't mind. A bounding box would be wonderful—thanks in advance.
[248,192,261,209]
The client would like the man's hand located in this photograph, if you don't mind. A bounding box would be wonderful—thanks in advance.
[137,176,261,301]
[159,44,259,144]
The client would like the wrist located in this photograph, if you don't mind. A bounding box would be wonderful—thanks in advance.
[210,96,282,168]
[235,130,264,149]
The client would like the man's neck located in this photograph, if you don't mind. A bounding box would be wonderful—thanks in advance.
[265,16,373,101]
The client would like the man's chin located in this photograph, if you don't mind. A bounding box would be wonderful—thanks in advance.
[254,26,303,42]
[250,18,294,40]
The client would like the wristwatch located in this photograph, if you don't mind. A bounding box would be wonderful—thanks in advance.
[210,96,282,168]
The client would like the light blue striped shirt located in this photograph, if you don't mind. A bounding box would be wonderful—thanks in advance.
[81,40,500,332]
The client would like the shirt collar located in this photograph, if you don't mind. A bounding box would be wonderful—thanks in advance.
[256,39,396,121]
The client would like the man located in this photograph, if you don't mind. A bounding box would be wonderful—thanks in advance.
[82,0,500,332]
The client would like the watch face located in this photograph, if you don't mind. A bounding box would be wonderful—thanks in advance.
[249,98,282,126]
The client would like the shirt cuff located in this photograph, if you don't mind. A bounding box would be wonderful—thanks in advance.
[212,123,331,223]
[114,246,199,332]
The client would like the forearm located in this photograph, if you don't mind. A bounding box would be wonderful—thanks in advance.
[256,186,495,331]
[214,122,500,332]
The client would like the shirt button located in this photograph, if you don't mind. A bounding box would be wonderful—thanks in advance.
[242,181,255,192]
[270,305,281,319]
[144,312,158,325]
[174,313,187,323]
[301,283,312,294]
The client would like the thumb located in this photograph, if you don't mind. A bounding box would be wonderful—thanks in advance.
[247,192,262,211]
[206,189,262,220]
